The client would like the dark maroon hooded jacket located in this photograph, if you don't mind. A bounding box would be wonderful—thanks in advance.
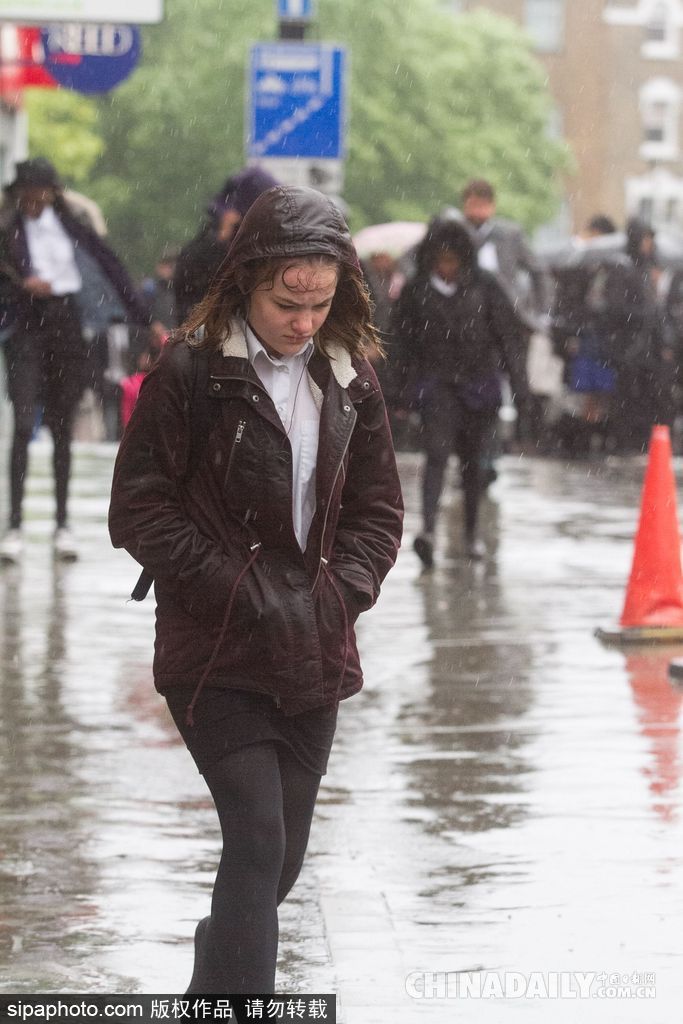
[109,186,403,716]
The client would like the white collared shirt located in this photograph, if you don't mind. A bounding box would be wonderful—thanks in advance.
[23,205,82,296]
[246,323,320,550]
[429,274,457,297]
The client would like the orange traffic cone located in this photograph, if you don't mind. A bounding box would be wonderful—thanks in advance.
[597,425,683,643]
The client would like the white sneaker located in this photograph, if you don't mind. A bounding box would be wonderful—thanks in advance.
[0,529,23,565]
[54,528,79,562]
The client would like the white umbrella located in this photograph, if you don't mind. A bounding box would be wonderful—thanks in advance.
[353,220,427,259]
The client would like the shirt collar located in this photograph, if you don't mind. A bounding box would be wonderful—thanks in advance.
[245,321,314,367]
[23,205,59,230]
[429,274,457,297]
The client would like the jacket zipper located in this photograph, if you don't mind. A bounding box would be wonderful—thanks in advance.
[224,418,246,486]
[313,429,354,591]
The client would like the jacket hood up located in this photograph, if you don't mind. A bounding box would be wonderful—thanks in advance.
[206,165,280,222]
[415,216,478,278]
[226,185,358,269]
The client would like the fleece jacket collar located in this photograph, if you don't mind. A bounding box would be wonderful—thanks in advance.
[220,319,357,391]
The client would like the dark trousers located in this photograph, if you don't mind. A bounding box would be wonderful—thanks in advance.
[421,384,498,539]
[610,360,673,455]
[4,296,85,529]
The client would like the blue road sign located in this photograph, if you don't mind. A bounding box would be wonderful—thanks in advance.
[277,0,313,19]
[40,23,141,94]
[248,43,346,160]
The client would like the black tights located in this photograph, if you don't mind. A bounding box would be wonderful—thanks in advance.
[187,741,321,994]
[10,415,73,530]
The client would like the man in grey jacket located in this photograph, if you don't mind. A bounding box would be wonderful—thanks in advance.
[461,179,552,449]
[461,178,549,331]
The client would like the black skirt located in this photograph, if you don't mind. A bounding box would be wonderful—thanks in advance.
[165,686,339,776]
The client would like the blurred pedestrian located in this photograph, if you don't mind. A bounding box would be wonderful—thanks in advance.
[549,215,619,457]
[583,213,617,239]
[140,246,180,339]
[460,179,550,448]
[174,166,278,324]
[391,217,529,567]
[0,158,148,564]
[460,178,550,330]
[109,185,403,995]
[604,218,673,452]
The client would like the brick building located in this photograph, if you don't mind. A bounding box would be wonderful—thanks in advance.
[453,0,683,233]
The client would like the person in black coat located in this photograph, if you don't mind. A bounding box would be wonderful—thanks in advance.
[173,166,278,324]
[110,186,403,994]
[598,219,672,453]
[391,217,529,566]
[0,158,149,563]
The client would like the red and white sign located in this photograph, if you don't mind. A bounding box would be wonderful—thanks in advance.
[0,26,56,100]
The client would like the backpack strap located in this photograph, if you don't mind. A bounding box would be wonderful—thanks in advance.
[130,343,218,602]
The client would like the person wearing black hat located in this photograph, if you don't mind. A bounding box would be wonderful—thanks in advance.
[173,165,279,324]
[0,157,150,564]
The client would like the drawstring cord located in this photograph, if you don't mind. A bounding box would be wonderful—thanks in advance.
[319,558,351,703]
[185,542,262,727]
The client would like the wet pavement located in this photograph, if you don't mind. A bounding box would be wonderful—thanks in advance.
[1,440,682,1022]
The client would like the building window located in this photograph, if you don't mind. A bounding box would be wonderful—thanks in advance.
[644,100,669,142]
[642,0,679,59]
[646,4,669,43]
[639,78,680,160]
[524,0,566,54]
[627,169,683,228]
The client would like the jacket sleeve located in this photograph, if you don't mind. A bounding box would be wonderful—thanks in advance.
[485,274,531,406]
[330,365,404,611]
[512,225,551,316]
[108,343,244,624]
[387,280,424,410]
[58,204,150,325]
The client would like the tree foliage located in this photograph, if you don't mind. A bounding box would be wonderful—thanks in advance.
[29,0,569,274]
[25,88,103,186]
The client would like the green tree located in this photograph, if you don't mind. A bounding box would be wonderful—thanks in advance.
[25,88,103,187]
[74,0,568,274]
[324,3,570,230]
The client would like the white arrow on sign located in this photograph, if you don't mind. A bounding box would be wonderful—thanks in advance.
[279,0,309,18]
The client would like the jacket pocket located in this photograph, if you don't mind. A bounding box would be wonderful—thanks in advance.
[314,568,360,679]
[225,552,298,670]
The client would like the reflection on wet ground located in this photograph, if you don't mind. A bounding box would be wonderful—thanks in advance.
[1,443,682,1021]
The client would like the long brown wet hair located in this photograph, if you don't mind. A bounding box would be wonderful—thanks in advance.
[181,253,383,360]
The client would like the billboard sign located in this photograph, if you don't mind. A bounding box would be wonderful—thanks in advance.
[248,42,346,161]
[0,1,162,24]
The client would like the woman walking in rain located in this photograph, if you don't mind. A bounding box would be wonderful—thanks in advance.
[109,186,403,993]
[391,216,529,567]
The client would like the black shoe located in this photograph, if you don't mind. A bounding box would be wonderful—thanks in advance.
[413,533,434,569]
